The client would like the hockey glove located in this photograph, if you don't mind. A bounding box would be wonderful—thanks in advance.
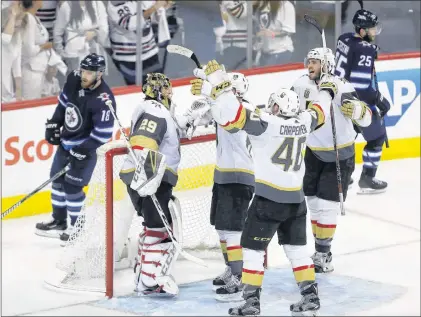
[341,99,369,120]
[175,99,213,139]
[319,75,338,100]
[193,60,232,99]
[68,147,90,169]
[190,78,231,100]
[374,91,390,117]
[45,119,61,145]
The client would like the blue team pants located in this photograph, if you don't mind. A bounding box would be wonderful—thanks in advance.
[49,145,97,226]
[359,110,387,178]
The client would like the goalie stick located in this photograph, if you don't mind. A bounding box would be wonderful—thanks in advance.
[304,14,345,216]
[104,101,207,268]
[1,165,71,219]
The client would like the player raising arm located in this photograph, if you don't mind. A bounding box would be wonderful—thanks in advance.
[291,47,372,273]
[118,73,210,297]
[191,60,332,316]
[211,72,255,301]
[35,53,116,242]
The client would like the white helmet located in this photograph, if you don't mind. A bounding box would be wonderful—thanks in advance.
[267,88,300,117]
[304,47,336,75]
[228,72,249,99]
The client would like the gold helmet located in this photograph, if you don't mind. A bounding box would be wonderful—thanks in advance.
[142,73,172,109]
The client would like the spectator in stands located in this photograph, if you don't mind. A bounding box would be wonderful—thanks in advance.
[53,0,108,74]
[41,65,61,97]
[21,0,54,100]
[107,0,170,85]
[1,1,23,102]
[253,0,295,67]
[214,1,248,70]
[36,0,60,41]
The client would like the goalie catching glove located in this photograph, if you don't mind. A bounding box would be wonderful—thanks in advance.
[130,148,167,197]
[174,98,213,139]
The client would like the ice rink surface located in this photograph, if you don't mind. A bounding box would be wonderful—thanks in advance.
[2,158,420,316]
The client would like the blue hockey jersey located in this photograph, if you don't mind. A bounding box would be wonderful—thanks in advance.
[335,32,378,105]
[51,71,116,152]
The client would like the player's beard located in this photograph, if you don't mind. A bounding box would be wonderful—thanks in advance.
[81,78,95,89]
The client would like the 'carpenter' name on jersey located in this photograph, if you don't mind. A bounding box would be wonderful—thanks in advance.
[280,124,308,136]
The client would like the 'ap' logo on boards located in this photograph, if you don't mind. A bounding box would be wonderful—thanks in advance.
[377,68,420,127]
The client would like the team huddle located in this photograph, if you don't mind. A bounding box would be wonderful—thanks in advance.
[34,5,390,317]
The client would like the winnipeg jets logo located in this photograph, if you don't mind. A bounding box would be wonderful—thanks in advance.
[358,14,367,20]
[65,103,83,132]
[97,92,110,101]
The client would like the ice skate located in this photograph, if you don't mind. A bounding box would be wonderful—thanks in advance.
[215,274,243,302]
[228,287,261,316]
[290,283,320,316]
[311,251,334,273]
[358,174,387,194]
[35,218,67,238]
[213,266,233,291]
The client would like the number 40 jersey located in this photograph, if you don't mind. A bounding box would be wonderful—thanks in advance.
[211,92,326,204]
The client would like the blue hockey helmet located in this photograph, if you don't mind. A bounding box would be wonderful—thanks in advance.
[80,53,106,73]
[352,9,382,35]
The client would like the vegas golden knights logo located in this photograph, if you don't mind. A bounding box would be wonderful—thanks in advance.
[304,89,310,98]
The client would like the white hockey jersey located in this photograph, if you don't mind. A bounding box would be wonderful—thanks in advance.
[214,100,255,186]
[120,99,181,187]
[210,92,326,204]
[107,1,158,62]
[291,75,372,162]
[220,1,248,49]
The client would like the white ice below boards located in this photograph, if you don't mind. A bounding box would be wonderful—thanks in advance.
[2,158,420,316]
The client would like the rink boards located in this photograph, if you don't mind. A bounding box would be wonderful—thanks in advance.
[1,52,420,219]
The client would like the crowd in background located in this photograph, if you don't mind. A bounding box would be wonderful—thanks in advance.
[1,0,420,103]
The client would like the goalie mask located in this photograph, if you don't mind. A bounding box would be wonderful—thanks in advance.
[304,48,335,79]
[228,72,249,99]
[143,73,173,111]
[266,88,300,117]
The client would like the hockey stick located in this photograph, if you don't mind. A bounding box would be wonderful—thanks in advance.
[166,44,201,68]
[104,102,207,267]
[304,14,345,216]
[2,165,71,219]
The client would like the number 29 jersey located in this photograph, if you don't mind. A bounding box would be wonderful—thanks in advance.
[119,99,181,187]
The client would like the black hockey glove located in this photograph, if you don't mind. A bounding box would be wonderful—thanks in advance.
[45,119,61,145]
[375,91,391,117]
[68,147,90,169]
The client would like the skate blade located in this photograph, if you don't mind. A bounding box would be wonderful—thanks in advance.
[35,229,64,239]
[357,188,387,195]
[215,292,244,302]
[212,284,224,292]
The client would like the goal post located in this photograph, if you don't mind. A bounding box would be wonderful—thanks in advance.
[45,134,220,298]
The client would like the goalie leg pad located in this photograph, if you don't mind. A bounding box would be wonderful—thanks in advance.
[134,227,179,296]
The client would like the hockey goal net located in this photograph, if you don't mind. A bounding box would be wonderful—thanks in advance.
[45,134,219,297]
